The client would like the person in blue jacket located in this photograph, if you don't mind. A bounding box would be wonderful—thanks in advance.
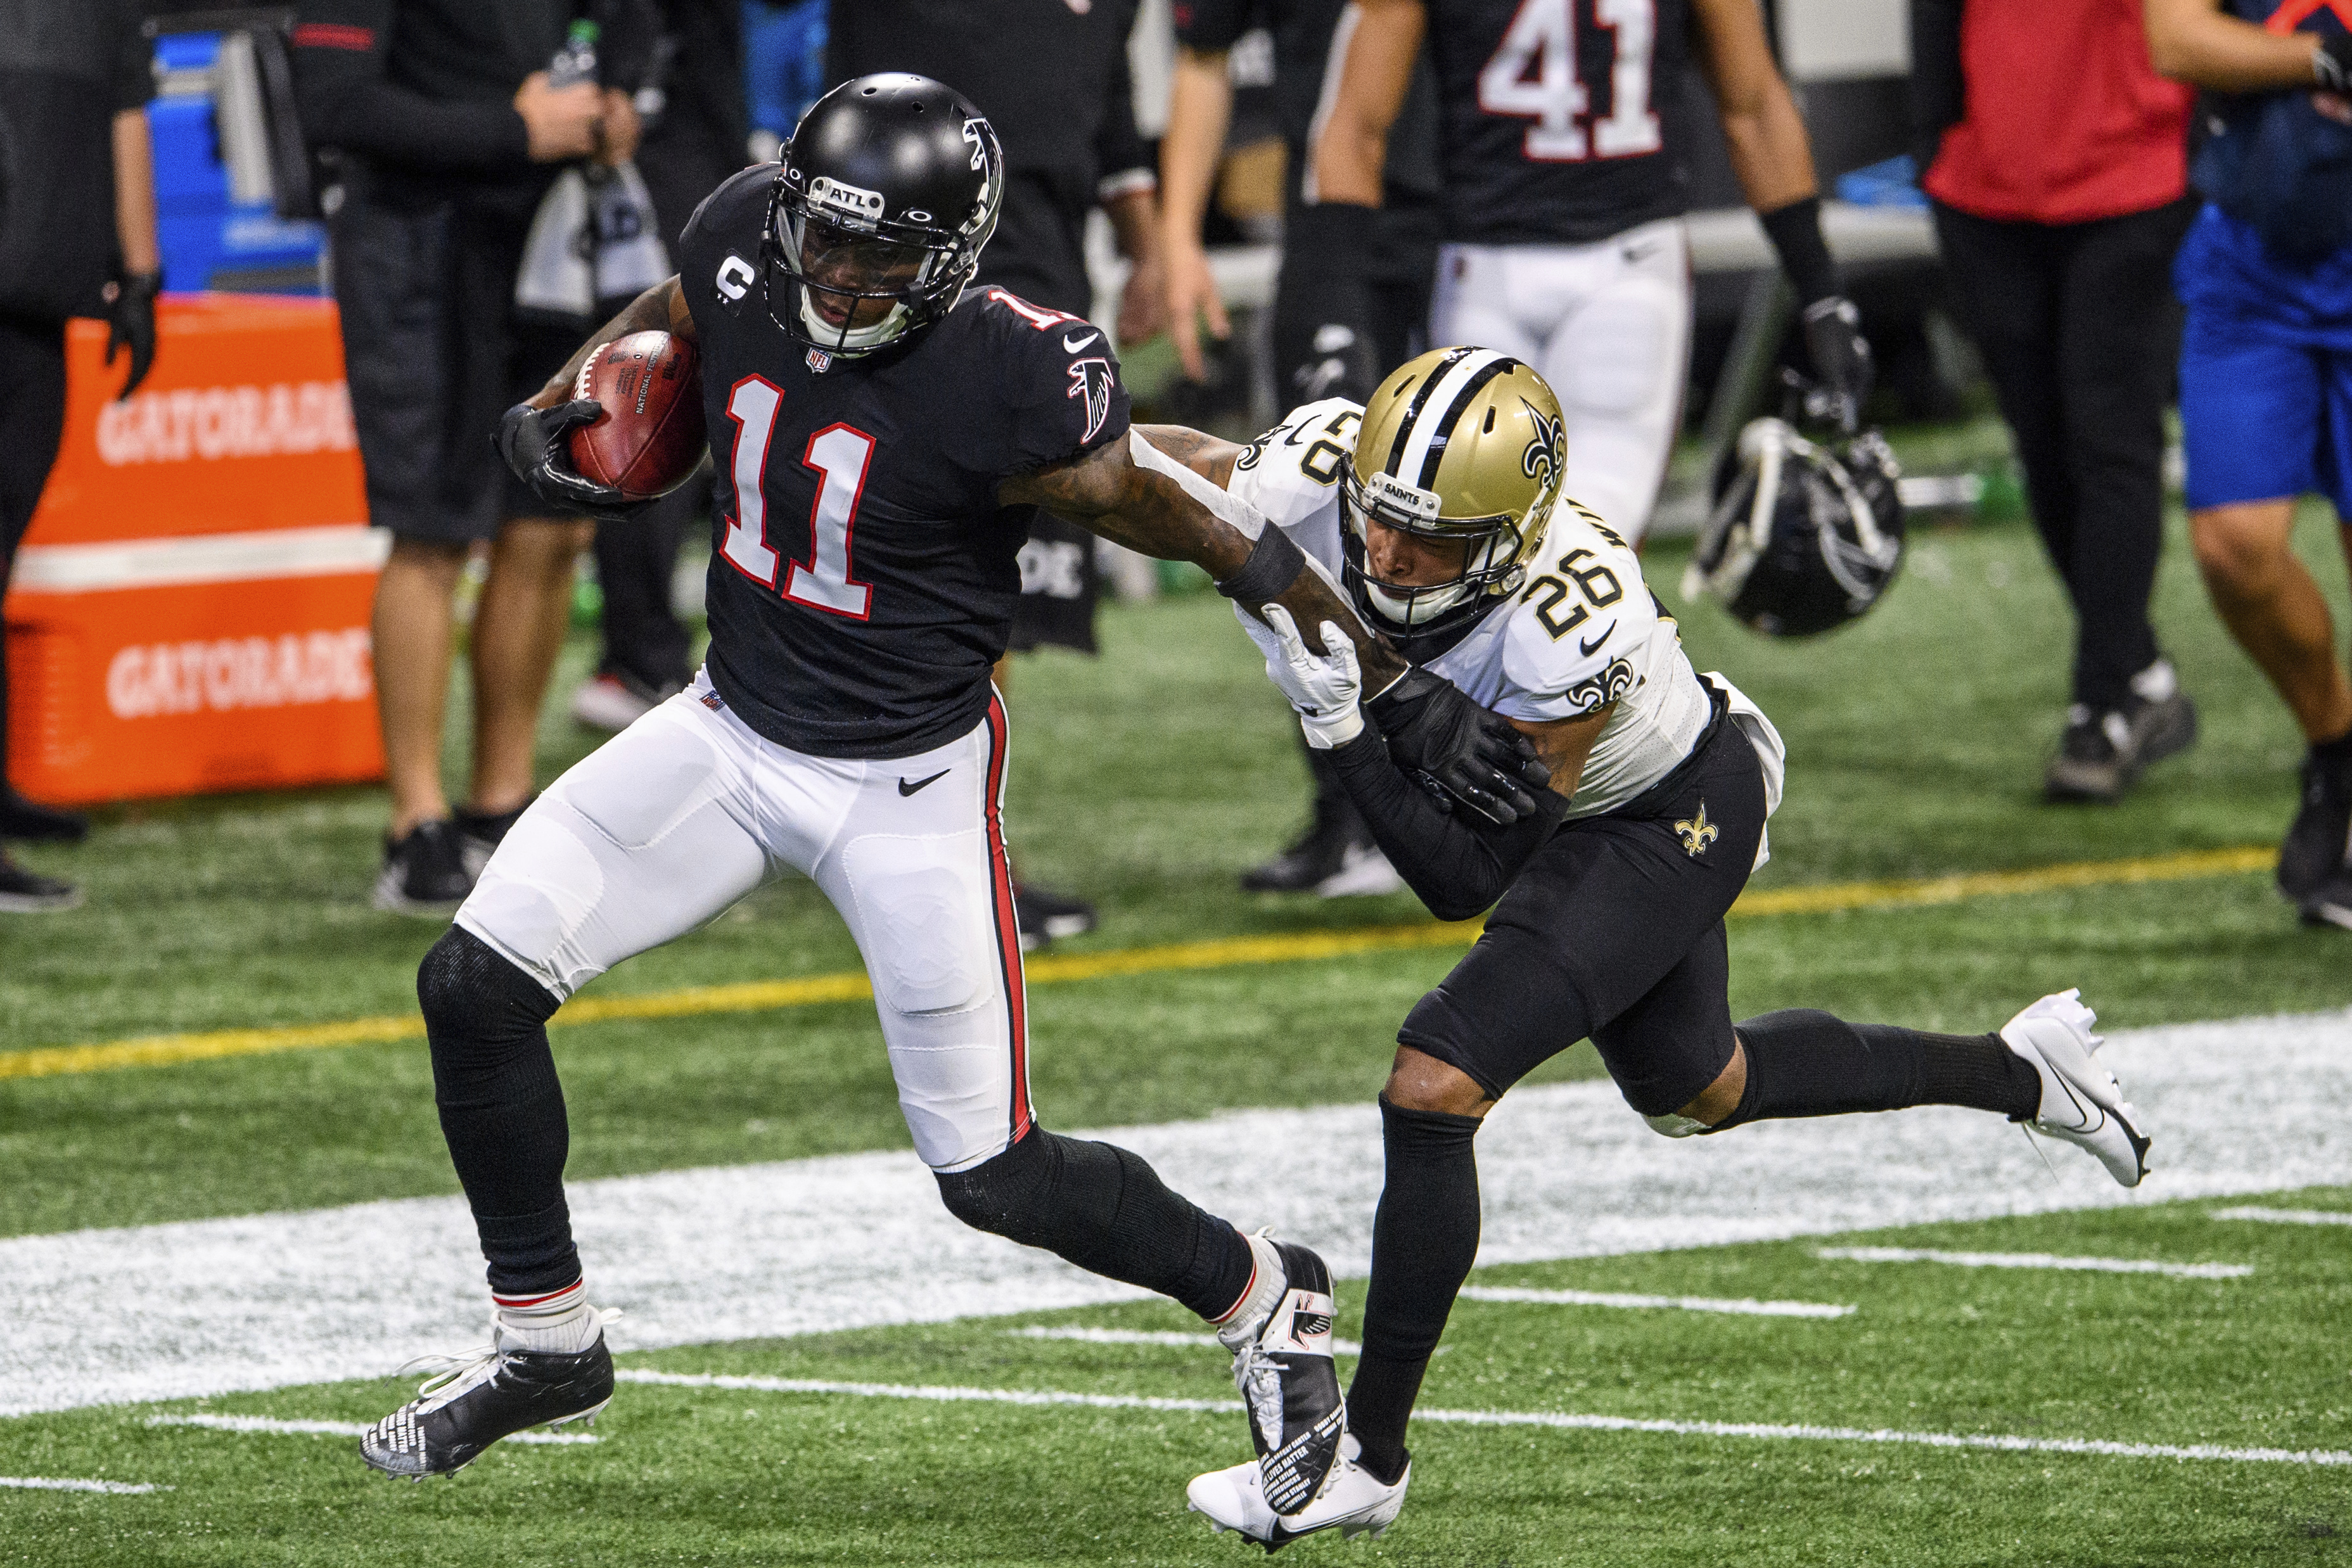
[2148,0,2352,929]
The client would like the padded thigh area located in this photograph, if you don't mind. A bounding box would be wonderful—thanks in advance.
[843,831,998,1017]
[459,706,769,998]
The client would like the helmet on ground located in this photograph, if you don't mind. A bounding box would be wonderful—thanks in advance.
[1685,417,1905,637]
[762,73,1004,358]
[1341,347,1566,643]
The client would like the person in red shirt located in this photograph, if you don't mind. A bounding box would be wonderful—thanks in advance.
[1914,0,2199,801]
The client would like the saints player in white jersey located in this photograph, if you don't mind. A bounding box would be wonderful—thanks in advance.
[1151,348,2153,1546]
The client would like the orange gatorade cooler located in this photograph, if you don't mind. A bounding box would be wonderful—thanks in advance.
[4,296,385,805]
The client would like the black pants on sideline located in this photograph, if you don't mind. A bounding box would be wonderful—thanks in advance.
[1933,198,2195,713]
[0,313,68,791]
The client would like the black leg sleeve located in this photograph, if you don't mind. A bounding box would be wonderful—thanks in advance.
[417,927,579,1296]
[1715,1009,2040,1128]
[1347,1098,1483,1486]
[935,1128,1256,1322]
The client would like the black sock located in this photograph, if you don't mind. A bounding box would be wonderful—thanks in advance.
[418,927,579,1296]
[1718,1009,2040,1127]
[1347,1098,1482,1486]
[2311,726,2352,770]
[935,1128,1256,1321]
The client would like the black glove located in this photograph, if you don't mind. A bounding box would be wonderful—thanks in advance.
[105,270,160,401]
[497,399,635,520]
[1365,667,1550,826]
[1272,203,1382,404]
[2317,31,2352,92]
[1799,295,1874,434]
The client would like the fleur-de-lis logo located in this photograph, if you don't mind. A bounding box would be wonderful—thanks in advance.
[1521,398,1563,488]
[1674,802,1718,858]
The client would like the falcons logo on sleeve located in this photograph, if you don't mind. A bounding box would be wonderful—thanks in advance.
[1068,358,1116,444]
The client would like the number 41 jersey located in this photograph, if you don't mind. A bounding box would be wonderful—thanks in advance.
[1426,0,1697,245]
[1229,398,1716,819]
[677,166,1130,759]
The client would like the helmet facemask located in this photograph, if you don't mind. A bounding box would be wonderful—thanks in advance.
[1341,465,1531,632]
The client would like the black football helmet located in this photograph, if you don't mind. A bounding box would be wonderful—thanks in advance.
[1685,416,1906,637]
[762,73,1006,359]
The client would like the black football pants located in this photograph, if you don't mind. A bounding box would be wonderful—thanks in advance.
[0,313,68,793]
[1932,198,2196,713]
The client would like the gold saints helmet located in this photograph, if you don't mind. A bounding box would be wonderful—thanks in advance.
[1342,347,1566,639]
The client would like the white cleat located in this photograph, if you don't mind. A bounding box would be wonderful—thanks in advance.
[1188,1434,1410,1552]
[1998,989,2151,1187]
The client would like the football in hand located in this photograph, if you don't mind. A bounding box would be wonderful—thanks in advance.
[567,330,706,501]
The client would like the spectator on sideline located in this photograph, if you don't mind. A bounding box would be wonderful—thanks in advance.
[2145,0,2352,927]
[570,0,750,734]
[1912,0,2201,803]
[0,0,160,913]
[291,0,656,914]
[1160,0,1440,897]
[828,0,1169,948]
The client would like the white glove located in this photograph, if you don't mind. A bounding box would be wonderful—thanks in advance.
[1258,602,1364,749]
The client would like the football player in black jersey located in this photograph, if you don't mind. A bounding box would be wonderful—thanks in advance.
[1308,0,1876,544]
[355,75,1547,1509]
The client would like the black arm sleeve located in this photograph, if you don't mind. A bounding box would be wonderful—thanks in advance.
[291,0,534,175]
[1326,726,1568,922]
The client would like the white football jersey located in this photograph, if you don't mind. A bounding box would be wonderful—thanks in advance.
[1229,398,1719,820]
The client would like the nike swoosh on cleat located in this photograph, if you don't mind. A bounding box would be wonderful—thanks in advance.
[1063,331,1101,352]
[898,770,950,796]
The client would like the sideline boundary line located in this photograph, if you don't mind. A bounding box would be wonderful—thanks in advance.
[611,1368,2351,1467]
[144,1413,596,1444]
[1,1476,167,1495]
[1,845,2272,1083]
[1815,1247,2251,1279]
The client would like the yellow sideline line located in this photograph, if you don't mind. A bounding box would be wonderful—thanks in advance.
[0,844,2274,1084]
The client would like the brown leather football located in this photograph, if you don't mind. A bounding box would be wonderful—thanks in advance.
[567,329,706,501]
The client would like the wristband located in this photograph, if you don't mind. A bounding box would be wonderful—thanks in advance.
[1214,521,1307,607]
[1758,196,1839,309]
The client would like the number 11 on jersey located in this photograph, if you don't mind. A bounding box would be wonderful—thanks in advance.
[721,376,877,619]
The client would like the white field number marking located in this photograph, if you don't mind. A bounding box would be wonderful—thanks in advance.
[1815,1247,2251,1279]
[2211,1206,2352,1227]
[1459,1285,1854,1318]
[613,1369,2352,1466]
[145,1413,597,1444]
[0,1476,167,1494]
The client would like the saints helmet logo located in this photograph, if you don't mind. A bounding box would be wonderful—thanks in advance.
[1674,803,1719,858]
[1521,399,1564,489]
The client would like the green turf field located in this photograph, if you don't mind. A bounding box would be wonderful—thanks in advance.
[3,459,2349,1564]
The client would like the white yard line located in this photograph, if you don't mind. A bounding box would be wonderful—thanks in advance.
[1815,1247,2251,1279]
[2211,1206,2352,1227]
[4,1010,2348,1418]
[1004,1325,1366,1354]
[1458,1285,1853,1318]
[143,1413,596,1444]
[613,1370,2352,1467]
[0,1476,167,1495]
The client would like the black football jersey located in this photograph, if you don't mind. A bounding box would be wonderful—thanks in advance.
[1422,0,1697,245]
[676,167,1132,759]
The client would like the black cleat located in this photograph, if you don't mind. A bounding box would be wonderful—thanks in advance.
[360,1329,614,1479]
[373,820,474,915]
[1241,802,1400,897]
[453,795,535,879]
[2278,752,2352,910]
[2044,691,2197,803]
[1013,880,1096,951]
[0,849,80,913]
[1219,1239,1346,1519]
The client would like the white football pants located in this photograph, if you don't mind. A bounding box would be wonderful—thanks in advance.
[1428,218,1693,543]
[456,672,1033,1173]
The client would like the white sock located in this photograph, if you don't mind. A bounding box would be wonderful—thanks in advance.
[1211,1230,1287,1349]
[494,1280,600,1354]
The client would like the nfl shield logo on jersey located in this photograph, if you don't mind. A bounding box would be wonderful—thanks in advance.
[806,347,834,374]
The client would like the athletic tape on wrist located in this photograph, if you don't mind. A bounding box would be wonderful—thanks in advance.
[1215,521,1307,606]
